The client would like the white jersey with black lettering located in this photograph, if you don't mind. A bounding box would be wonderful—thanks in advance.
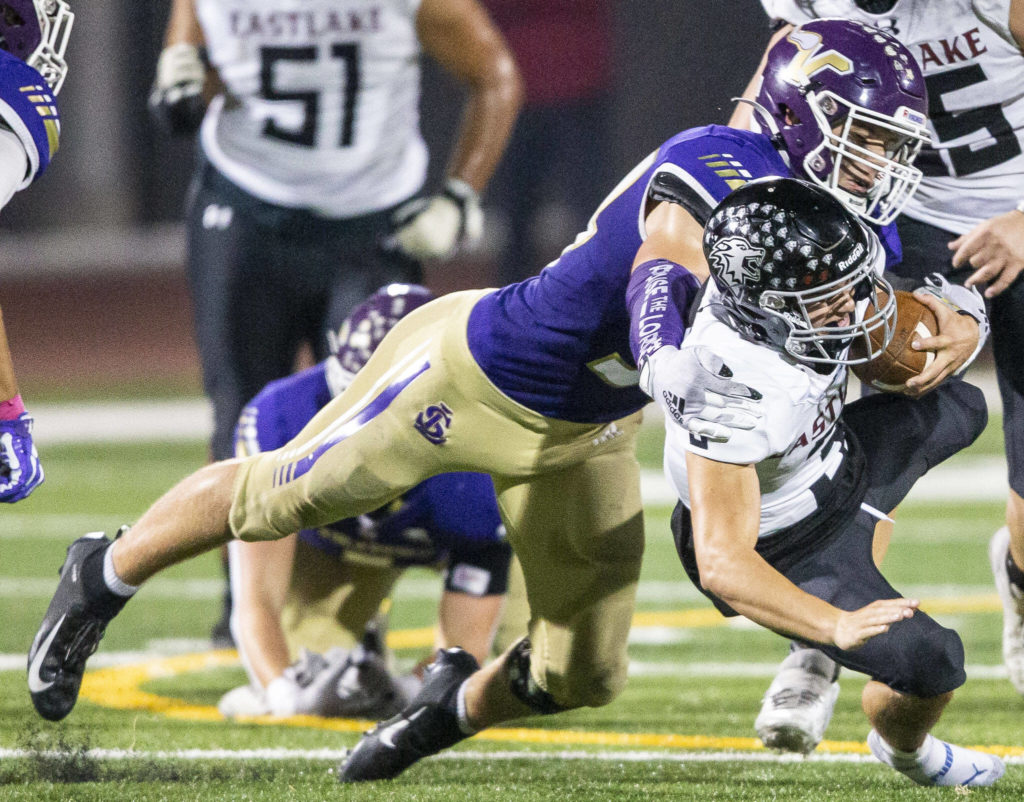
[196,0,427,217]
[761,0,1024,233]
[663,284,849,537]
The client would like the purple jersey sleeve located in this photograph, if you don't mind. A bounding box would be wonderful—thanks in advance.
[0,50,60,185]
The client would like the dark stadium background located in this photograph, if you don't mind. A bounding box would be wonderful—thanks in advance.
[0,2,769,393]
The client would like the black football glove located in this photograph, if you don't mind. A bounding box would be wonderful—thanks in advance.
[149,43,207,136]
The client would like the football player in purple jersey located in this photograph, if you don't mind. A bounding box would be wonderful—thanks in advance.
[218,284,513,720]
[0,0,73,503]
[27,17,984,784]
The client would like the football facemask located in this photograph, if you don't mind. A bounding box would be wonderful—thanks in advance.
[799,91,930,227]
[0,0,74,93]
[759,236,896,365]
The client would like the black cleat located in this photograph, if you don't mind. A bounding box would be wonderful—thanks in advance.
[27,532,119,721]
[337,647,479,782]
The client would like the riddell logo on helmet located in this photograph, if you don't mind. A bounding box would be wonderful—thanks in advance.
[837,242,865,270]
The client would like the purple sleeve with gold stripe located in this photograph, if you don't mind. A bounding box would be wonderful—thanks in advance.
[0,50,60,182]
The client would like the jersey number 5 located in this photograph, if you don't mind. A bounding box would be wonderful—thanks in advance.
[920,64,1021,177]
[259,44,360,148]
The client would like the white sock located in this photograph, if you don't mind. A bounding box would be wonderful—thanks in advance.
[455,680,478,735]
[103,544,139,597]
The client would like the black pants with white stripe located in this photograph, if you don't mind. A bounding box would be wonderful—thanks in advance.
[185,158,422,460]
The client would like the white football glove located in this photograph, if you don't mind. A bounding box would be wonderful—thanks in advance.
[386,178,483,260]
[913,272,990,376]
[640,344,763,443]
[149,43,207,136]
[217,683,271,718]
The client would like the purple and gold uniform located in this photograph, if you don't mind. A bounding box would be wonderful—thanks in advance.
[235,362,508,585]
[0,49,60,189]
[233,360,510,653]
[228,123,895,708]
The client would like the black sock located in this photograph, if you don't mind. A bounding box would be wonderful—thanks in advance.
[80,544,131,618]
[1006,550,1024,593]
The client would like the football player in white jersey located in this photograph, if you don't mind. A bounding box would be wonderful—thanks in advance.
[730,0,1024,746]
[150,0,522,644]
[661,177,1002,787]
[148,0,522,461]
[0,0,73,503]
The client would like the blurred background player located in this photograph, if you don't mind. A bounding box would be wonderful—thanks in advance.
[0,0,73,502]
[729,0,1024,749]
[479,0,615,285]
[148,0,523,643]
[663,177,1001,788]
[217,284,515,719]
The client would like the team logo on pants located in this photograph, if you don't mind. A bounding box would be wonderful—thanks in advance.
[414,403,453,444]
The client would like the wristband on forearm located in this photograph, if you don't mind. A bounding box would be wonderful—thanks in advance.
[0,394,25,421]
[627,259,701,365]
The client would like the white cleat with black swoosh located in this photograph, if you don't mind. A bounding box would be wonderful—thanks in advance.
[27,532,115,721]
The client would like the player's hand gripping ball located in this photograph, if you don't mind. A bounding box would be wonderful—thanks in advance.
[851,290,938,392]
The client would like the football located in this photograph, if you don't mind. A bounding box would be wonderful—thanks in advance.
[851,289,937,392]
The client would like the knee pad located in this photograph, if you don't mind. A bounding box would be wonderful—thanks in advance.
[505,638,568,715]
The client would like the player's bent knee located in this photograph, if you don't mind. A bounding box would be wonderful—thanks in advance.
[887,623,966,698]
[505,638,628,713]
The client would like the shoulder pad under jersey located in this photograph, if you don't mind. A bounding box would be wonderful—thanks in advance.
[0,50,60,185]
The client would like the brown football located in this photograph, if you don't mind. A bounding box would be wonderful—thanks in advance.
[851,290,938,392]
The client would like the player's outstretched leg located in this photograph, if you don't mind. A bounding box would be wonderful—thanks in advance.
[868,729,1004,787]
[990,526,1024,693]
[27,530,134,721]
[338,647,479,782]
[755,647,840,753]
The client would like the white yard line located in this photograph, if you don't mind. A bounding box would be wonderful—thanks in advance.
[0,746,1022,765]
[28,397,1008,501]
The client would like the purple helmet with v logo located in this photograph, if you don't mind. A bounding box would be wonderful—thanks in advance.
[753,18,929,226]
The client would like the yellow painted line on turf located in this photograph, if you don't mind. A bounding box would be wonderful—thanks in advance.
[77,594,1012,758]
[79,651,1024,759]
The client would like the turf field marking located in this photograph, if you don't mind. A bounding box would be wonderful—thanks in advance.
[3,746,1024,765]
[68,646,1024,760]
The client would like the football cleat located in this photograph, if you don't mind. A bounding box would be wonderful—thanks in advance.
[868,729,1005,787]
[755,648,840,754]
[989,526,1024,693]
[27,532,117,721]
[337,647,479,782]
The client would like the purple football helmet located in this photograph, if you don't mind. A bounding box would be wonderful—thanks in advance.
[752,18,929,226]
[0,0,74,93]
[325,284,434,397]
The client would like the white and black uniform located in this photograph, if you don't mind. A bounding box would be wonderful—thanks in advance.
[668,284,985,697]
[196,0,427,216]
[761,0,1024,500]
[188,0,425,459]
